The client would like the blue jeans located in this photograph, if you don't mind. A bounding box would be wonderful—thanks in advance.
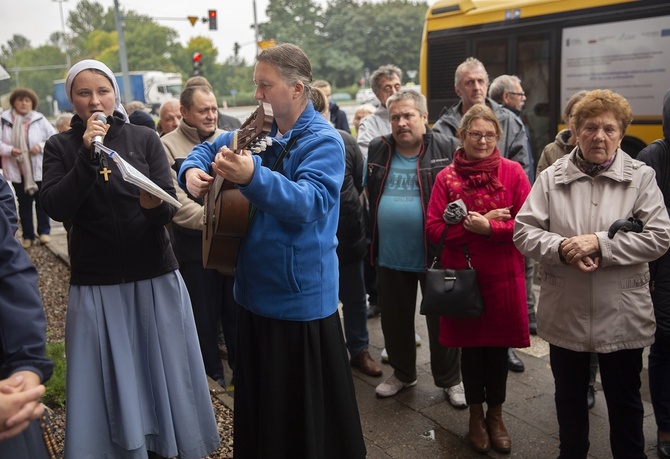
[339,258,369,358]
[13,180,50,240]
[650,337,670,432]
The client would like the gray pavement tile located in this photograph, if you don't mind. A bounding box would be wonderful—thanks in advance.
[361,400,471,458]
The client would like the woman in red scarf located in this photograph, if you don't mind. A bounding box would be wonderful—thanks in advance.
[425,104,530,455]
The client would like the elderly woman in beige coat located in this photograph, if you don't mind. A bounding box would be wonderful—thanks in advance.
[514,89,670,459]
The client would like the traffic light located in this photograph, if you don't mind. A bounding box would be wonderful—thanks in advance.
[192,52,202,76]
[233,42,240,58]
[208,10,217,30]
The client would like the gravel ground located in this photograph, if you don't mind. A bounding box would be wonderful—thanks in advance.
[27,242,234,458]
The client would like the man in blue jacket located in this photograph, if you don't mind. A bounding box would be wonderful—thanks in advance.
[0,174,53,457]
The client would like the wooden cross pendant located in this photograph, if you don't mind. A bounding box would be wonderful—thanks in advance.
[100,167,112,182]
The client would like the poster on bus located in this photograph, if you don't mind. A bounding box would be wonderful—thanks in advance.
[561,16,670,117]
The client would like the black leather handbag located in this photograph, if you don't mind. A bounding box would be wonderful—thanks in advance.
[420,225,484,318]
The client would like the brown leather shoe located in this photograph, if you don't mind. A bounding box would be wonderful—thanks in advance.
[467,404,490,453]
[350,350,382,376]
[486,404,511,454]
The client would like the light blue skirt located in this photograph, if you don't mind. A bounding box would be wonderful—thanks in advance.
[63,271,220,459]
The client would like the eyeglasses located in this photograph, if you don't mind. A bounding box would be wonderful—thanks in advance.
[508,92,526,97]
[467,131,498,143]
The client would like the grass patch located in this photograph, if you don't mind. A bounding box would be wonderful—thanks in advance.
[44,341,67,409]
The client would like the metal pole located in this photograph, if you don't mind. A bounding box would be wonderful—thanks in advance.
[113,0,132,105]
[253,0,259,57]
[53,0,71,68]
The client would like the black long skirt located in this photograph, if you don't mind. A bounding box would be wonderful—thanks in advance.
[234,305,366,458]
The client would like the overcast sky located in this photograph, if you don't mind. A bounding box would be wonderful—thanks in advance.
[1,0,280,65]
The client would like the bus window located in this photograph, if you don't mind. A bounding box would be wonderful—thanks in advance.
[474,39,506,78]
[516,33,551,160]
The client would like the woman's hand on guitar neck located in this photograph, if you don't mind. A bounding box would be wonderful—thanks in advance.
[185,168,214,198]
[212,146,255,186]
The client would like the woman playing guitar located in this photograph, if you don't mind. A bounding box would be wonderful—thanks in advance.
[179,43,366,458]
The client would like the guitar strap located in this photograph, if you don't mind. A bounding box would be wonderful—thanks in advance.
[248,135,300,224]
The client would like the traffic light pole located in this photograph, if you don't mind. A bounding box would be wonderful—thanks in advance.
[113,0,132,105]
[253,0,260,56]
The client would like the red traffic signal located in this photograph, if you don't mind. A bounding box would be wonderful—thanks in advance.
[208,10,217,30]
[192,52,202,76]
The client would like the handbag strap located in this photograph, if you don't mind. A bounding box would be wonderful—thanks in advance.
[429,224,472,269]
[462,244,474,269]
[429,225,450,269]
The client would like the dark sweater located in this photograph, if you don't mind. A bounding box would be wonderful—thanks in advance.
[41,111,179,285]
[336,129,366,264]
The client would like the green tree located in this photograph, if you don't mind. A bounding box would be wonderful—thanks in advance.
[1,35,32,61]
[123,14,181,72]
[258,0,323,58]
[0,35,34,97]
[66,0,116,62]
[4,45,68,116]
[258,0,427,89]
[317,0,370,86]
[67,0,115,38]
[362,0,427,79]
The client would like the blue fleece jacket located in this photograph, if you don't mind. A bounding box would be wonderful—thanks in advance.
[178,102,344,321]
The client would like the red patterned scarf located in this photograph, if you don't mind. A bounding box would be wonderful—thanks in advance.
[452,147,505,194]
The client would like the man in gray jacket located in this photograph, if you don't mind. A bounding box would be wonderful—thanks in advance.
[357,65,402,159]
[162,83,236,388]
[433,58,530,177]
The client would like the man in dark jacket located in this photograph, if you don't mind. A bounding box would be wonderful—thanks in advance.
[0,174,53,456]
[433,58,530,178]
[365,89,465,407]
[635,88,670,459]
[335,125,382,376]
[314,80,350,132]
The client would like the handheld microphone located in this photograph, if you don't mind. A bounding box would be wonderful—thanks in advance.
[93,113,108,145]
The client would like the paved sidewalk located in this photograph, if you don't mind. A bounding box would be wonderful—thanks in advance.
[355,298,656,458]
[45,224,659,458]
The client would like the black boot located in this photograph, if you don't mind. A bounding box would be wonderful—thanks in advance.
[507,348,525,373]
[587,353,598,409]
[587,384,596,410]
[367,303,381,318]
[658,430,670,459]
[528,311,537,335]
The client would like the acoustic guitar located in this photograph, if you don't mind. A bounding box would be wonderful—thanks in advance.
[202,102,274,275]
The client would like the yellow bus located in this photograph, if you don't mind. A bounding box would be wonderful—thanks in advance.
[420,0,670,157]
